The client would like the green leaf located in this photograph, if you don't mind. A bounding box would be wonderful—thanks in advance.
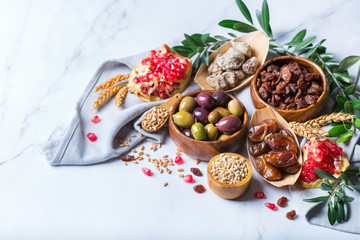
[236,0,253,24]
[201,33,210,46]
[328,201,337,225]
[171,46,193,57]
[337,129,354,143]
[344,195,355,202]
[337,201,344,223]
[344,101,354,114]
[355,64,360,87]
[353,185,360,190]
[344,202,349,222]
[219,20,242,29]
[330,122,342,126]
[192,54,201,69]
[320,53,334,61]
[306,39,326,59]
[315,168,340,182]
[320,182,334,192]
[336,95,347,105]
[303,196,328,203]
[355,118,360,128]
[352,100,360,110]
[333,72,351,83]
[184,34,198,47]
[256,9,265,30]
[261,0,271,36]
[214,35,229,40]
[233,22,258,33]
[200,49,209,66]
[333,101,344,112]
[269,44,277,50]
[325,61,340,68]
[328,124,351,137]
[337,55,360,73]
[228,33,237,38]
[294,36,317,52]
[291,29,306,42]
[344,85,356,95]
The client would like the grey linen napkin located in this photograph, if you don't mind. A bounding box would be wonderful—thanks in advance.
[289,128,360,234]
[41,50,199,165]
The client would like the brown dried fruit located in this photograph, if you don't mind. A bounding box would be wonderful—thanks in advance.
[194,184,206,193]
[191,168,203,177]
[286,210,296,220]
[277,196,288,207]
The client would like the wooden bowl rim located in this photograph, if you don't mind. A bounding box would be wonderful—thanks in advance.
[251,55,328,113]
[207,153,253,188]
[169,90,249,144]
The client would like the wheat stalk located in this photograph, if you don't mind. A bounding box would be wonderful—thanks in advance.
[92,85,123,110]
[94,74,130,92]
[115,85,128,107]
[289,112,354,140]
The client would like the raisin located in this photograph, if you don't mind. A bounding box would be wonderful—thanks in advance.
[285,86,291,95]
[286,103,297,110]
[288,61,301,72]
[284,96,294,104]
[278,102,287,110]
[120,155,135,162]
[191,168,203,176]
[280,66,292,83]
[267,64,279,73]
[276,81,287,91]
[288,83,298,94]
[193,184,206,193]
[286,210,296,220]
[277,196,288,207]
[256,78,262,87]
[295,89,303,100]
[295,98,308,109]
[297,79,308,91]
[259,87,271,100]
[305,95,317,104]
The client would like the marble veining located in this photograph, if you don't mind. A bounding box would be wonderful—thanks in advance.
[0,0,359,239]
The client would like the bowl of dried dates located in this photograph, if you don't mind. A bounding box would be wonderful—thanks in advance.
[207,153,252,199]
[250,56,328,122]
[169,90,248,161]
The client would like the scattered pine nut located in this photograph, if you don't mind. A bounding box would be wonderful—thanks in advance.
[138,157,143,160]
[160,169,164,174]
[179,174,184,178]
[164,182,168,187]
[131,149,137,153]
[177,168,184,172]
[139,152,144,156]
[163,155,168,158]
[141,146,145,151]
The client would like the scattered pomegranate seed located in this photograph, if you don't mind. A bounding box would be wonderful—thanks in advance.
[175,155,184,165]
[265,202,277,211]
[91,116,100,124]
[184,174,194,183]
[254,191,266,199]
[87,133,97,142]
[142,167,153,176]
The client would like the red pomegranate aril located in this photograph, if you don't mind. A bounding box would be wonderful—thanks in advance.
[142,167,153,176]
[175,155,184,165]
[184,174,194,183]
[91,116,100,124]
[265,202,277,211]
[159,92,169,99]
[150,50,156,55]
[254,191,266,199]
[87,133,97,142]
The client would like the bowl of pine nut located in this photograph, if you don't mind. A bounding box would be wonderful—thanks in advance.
[207,153,252,199]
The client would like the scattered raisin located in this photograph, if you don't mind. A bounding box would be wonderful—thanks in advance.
[286,210,296,220]
[277,196,288,207]
[193,184,206,193]
[120,155,135,162]
[191,168,203,177]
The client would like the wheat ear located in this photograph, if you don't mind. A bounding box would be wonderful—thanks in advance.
[92,85,123,110]
[94,74,130,92]
[115,85,128,107]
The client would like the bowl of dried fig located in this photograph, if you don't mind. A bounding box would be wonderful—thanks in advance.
[250,56,328,122]
[194,31,269,92]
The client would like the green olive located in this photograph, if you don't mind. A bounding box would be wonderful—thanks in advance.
[204,123,219,141]
[213,107,231,117]
[179,96,197,112]
[228,99,244,117]
[191,122,207,141]
[218,134,231,141]
[173,111,194,128]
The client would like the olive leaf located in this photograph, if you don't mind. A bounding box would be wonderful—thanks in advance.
[333,72,351,83]
[218,19,243,29]
[233,22,258,33]
[293,36,316,52]
[344,101,354,114]
[290,29,306,43]
[261,0,271,37]
[305,39,326,59]
[337,129,354,143]
[236,0,253,24]
[303,196,328,203]
[255,9,264,32]
[344,85,355,95]
[337,55,360,73]
[328,200,337,225]
[315,168,340,182]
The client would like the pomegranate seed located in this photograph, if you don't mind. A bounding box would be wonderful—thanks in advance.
[184,174,194,183]
[150,50,156,55]
[87,133,97,142]
[254,191,266,199]
[91,116,100,124]
[142,167,153,176]
[175,155,184,165]
[265,203,277,211]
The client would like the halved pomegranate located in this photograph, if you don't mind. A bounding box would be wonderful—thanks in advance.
[128,44,192,101]
[300,139,349,188]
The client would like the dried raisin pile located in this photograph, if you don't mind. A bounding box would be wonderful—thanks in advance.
[256,61,323,110]
[277,196,288,207]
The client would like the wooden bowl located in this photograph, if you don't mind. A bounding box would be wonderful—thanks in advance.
[246,107,303,187]
[207,153,252,199]
[169,90,248,161]
[194,31,269,92]
[250,56,329,122]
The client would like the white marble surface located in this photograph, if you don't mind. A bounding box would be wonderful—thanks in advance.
[1,0,360,239]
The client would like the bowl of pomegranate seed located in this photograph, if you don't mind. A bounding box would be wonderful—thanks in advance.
[207,153,252,199]
[169,90,249,161]
[250,55,328,122]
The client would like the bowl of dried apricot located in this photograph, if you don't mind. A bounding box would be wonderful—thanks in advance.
[250,56,328,122]
[207,153,252,199]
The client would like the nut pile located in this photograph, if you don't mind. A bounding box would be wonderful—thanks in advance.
[142,107,169,131]
[210,154,248,184]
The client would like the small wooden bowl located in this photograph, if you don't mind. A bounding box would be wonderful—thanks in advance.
[195,31,269,92]
[250,56,328,122]
[246,107,303,187]
[207,153,252,199]
[169,90,248,161]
